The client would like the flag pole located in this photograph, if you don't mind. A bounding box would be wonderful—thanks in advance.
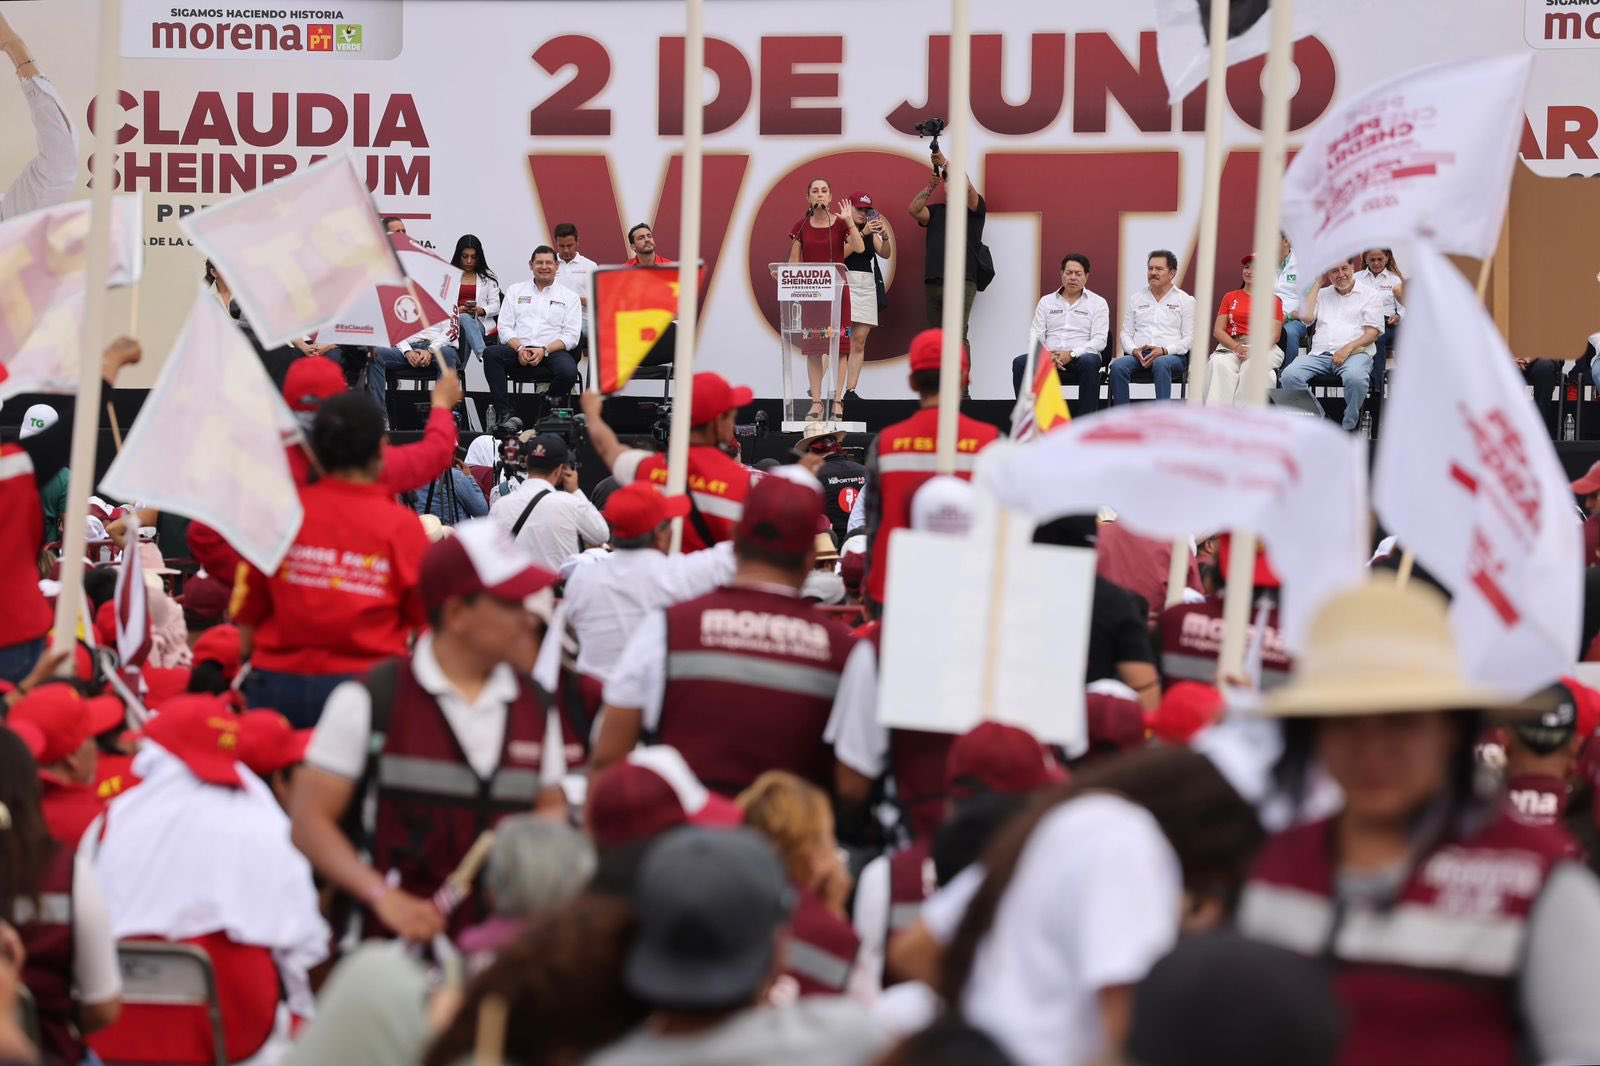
[51,0,123,664]
[1218,0,1296,682]
[663,0,704,554]
[934,0,972,474]
[1165,0,1234,609]
[1395,253,1494,588]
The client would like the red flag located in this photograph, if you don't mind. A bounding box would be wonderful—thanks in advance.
[114,537,152,670]
[590,266,683,393]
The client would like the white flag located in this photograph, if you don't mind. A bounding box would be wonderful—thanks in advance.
[1152,0,1355,104]
[101,291,304,574]
[181,155,401,349]
[1373,245,1580,697]
[978,404,1369,650]
[1281,55,1532,284]
[316,233,462,348]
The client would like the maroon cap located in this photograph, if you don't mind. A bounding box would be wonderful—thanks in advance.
[235,710,312,779]
[1087,691,1149,752]
[847,192,874,210]
[192,625,244,684]
[690,372,755,426]
[1241,253,1258,267]
[282,357,346,414]
[138,695,244,788]
[587,747,743,848]
[419,519,560,614]
[605,483,692,541]
[1572,460,1600,496]
[735,474,824,556]
[908,328,970,375]
[946,722,1067,799]
[181,573,233,624]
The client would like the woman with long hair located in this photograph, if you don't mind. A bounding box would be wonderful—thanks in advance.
[738,771,867,999]
[892,746,1262,1066]
[445,234,501,367]
[1,725,121,1065]
[1358,247,1403,373]
[1239,580,1600,1065]
[788,177,865,421]
[840,194,892,414]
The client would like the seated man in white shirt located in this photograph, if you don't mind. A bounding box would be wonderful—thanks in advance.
[1109,250,1196,405]
[0,14,78,221]
[365,319,457,421]
[1278,259,1384,432]
[563,483,736,690]
[483,246,583,429]
[489,433,610,573]
[1011,254,1111,416]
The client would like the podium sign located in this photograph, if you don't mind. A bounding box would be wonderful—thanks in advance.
[770,263,860,433]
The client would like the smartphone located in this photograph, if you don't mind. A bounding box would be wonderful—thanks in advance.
[464,301,477,310]
[866,209,880,221]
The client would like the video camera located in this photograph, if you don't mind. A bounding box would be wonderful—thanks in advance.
[642,403,769,448]
[914,116,947,158]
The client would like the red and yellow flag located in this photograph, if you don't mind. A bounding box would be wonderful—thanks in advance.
[1031,356,1073,435]
[592,266,681,393]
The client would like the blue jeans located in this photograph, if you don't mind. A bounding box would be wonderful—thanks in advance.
[1280,349,1374,431]
[368,342,460,412]
[1109,352,1186,405]
[1281,319,1308,369]
[243,668,356,729]
[0,636,47,685]
[456,313,487,359]
[1011,352,1104,415]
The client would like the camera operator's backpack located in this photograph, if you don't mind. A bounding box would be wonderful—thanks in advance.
[974,242,996,292]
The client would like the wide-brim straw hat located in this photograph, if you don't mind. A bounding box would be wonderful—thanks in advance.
[794,420,846,453]
[1265,578,1509,718]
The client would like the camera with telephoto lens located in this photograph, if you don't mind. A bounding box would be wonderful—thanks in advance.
[733,410,770,440]
[914,116,947,156]
[492,415,525,440]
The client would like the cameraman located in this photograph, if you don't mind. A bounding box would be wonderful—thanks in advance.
[909,148,986,352]
[489,433,609,572]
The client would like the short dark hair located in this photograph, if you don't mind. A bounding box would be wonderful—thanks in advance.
[1060,253,1091,274]
[311,391,387,474]
[735,541,809,574]
[530,245,557,262]
[382,217,404,231]
[553,223,579,241]
[611,530,661,551]
[910,369,942,398]
[627,223,652,245]
[1148,249,1178,271]
[426,591,482,632]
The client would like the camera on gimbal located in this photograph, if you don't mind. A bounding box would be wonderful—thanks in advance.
[914,116,947,160]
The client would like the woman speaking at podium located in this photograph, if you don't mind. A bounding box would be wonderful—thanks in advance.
[789,178,865,421]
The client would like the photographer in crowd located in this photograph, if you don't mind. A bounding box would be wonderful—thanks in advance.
[489,433,609,573]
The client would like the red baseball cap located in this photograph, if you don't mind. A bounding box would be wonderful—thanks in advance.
[139,695,244,788]
[192,625,244,684]
[1572,461,1600,496]
[1559,677,1600,744]
[735,473,824,557]
[1086,691,1149,752]
[946,721,1067,799]
[282,357,346,414]
[690,372,755,426]
[1216,534,1281,590]
[1240,253,1258,267]
[93,600,120,650]
[142,666,192,707]
[235,710,312,779]
[11,685,126,766]
[846,192,874,209]
[1149,682,1225,746]
[181,573,233,625]
[605,483,692,541]
[8,720,46,762]
[420,519,560,614]
[908,328,970,375]
[586,746,743,849]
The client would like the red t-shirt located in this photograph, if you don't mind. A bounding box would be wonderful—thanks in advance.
[1217,289,1284,339]
[233,479,429,675]
[0,443,53,648]
[626,256,676,267]
[458,277,476,308]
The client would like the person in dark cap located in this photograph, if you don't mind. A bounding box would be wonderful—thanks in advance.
[489,432,608,571]
[593,472,856,795]
[1502,678,1598,835]
[1125,930,1342,1066]
[585,827,889,1066]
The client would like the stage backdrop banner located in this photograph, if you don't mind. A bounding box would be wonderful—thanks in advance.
[2,0,1597,397]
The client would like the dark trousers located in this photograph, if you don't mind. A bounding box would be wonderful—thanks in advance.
[1012,352,1104,415]
[483,344,580,420]
[243,668,355,729]
[925,280,977,350]
[1523,359,1561,438]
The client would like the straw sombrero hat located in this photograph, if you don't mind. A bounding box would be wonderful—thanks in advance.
[794,420,846,454]
[1265,578,1506,717]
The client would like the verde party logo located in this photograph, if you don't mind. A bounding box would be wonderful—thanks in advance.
[335,24,363,51]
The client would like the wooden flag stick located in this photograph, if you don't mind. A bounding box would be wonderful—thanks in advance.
[1166,0,1235,609]
[1395,252,1495,588]
[663,0,705,554]
[472,994,508,1066]
[50,0,124,668]
[443,831,496,901]
[1217,0,1297,683]
[934,0,973,474]
[106,401,123,451]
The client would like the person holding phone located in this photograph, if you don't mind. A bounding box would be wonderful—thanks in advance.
[789,178,866,421]
[841,193,893,414]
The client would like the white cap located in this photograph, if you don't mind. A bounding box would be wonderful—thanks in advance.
[910,476,975,535]
[20,404,58,440]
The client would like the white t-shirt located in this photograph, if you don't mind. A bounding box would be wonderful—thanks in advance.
[489,478,611,573]
[919,794,1183,1066]
[824,640,886,777]
[1031,288,1111,357]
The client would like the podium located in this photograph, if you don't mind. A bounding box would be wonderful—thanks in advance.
[772,263,866,434]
